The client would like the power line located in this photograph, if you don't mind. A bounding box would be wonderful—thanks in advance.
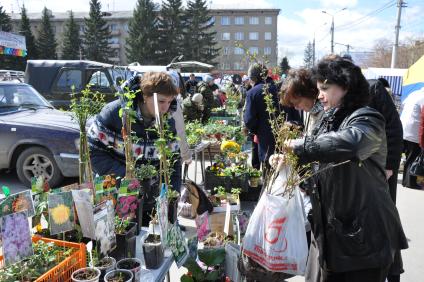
[337,1,397,31]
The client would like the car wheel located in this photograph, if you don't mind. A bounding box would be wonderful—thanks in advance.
[16,147,64,188]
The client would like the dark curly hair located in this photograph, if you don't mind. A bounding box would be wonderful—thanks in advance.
[312,56,370,112]
[280,68,318,106]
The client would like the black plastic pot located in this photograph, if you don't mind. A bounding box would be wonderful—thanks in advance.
[104,269,133,282]
[142,234,164,269]
[110,222,137,261]
[168,197,179,224]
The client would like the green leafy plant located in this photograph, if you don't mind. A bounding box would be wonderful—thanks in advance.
[70,85,105,184]
[166,189,180,201]
[115,216,131,235]
[181,248,225,282]
[135,164,158,180]
[213,186,227,198]
[247,167,261,178]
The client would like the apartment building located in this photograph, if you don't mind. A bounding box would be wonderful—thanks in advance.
[8,8,279,73]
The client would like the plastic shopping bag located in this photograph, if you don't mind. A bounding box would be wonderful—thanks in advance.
[242,187,308,275]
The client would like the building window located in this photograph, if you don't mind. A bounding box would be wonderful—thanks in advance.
[249,32,259,40]
[223,47,231,55]
[234,62,241,70]
[265,17,272,25]
[265,32,272,40]
[264,47,272,55]
[208,16,215,25]
[108,37,120,44]
[234,17,244,25]
[222,32,230,40]
[234,47,244,55]
[109,23,118,31]
[234,32,244,41]
[249,47,259,55]
[220,62,230,70]
[79,25,85,32]
[123,24,129,32]
[249,17,259,25]
[221,16,230,25]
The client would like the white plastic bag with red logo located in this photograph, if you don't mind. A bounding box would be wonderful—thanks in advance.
[242,185,308,275]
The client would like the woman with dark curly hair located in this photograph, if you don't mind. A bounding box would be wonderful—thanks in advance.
[285,58,408,281]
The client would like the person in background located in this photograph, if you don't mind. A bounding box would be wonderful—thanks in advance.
[287,57,408,282]
[400,87,424,189]
[197,74,216,123]
[378,77,394,98]
[185,73,198,95]
[182,93,204,122]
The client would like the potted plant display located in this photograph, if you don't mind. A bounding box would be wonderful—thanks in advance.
[71,267,101,282]
[247,168,261,188]
[181,248,226,282]
[95,256,116,281]
[110,216,137,261]
[104,269,133,282]
[115,258,142,282]
[142,232,164,269]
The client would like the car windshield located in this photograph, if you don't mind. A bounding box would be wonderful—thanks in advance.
[0,84,53,113]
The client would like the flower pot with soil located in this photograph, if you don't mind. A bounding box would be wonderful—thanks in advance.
[71,267,101,282]
[104,269,133,282]
[95,256,116,281]
[110,218,137,261]
[116,258,142,282]
[167,189,180,224]
[142,233,164,269]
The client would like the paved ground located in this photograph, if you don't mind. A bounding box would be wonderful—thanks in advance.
[1,169,423,282]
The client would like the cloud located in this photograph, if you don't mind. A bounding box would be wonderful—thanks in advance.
[319,0,358,9]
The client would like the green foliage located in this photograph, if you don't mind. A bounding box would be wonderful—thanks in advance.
[83,0,112,63]
[279,56,291,76]
[135,164,158,180]
[115,215,132,234]
[126,0,159,64]
[0,240,74,281]
[166,189,180,200]
[36,7,58,59]
[182,248,225,282]
[183,0,220,63]
[185,120,204,147]
[70,85,105,131]
[247,167,261,178]
[21,6,38,60]
[157,0,186,64]
[214,186,226,198]
[61,11,82,60]
[0,6,12,31]
[304,41,314,69]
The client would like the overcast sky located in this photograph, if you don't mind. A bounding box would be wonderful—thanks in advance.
[3,0,424,66]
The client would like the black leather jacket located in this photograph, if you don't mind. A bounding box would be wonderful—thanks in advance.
[294,106,408,272]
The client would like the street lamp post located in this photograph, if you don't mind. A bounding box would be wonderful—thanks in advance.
[322,8,347,54]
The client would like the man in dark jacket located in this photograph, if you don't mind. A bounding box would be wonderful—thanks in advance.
[368,79,404,282]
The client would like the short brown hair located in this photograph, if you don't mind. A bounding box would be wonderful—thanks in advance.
[280,68,318,107]
[140,72,178,97]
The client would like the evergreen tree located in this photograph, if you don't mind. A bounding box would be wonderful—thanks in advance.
[126,0,159,64]
[83,0,112,63]
[20,6,38,60]
[156,0,185,64]
[62,11,82,59]
[303,41,314,69]
[183,0,219,63]
[279,57,290,76]
[0,6,12,31]
[36,7,57,59]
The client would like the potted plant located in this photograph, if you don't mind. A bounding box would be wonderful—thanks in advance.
[94,256,116,281]
[213,186,227,201]
[110,216,137,261]
[135,164,158,190]
[247,168,261,188]
[181,248,226,282]
[104,269,133,282]
[115,258,142,282]
[229,188,241,205]
[167,189,180,224]
[142,233,164,269]
[71,267,101,282]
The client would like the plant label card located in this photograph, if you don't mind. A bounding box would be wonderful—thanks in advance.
[72,190,95,240]
[157,185,168,245]
[95,188,118,206]
[58,183,79,192]
[115,195,138,219]
[48,191,75,235]
[195,211,210,241]
[167,224,189,268]
[31,176,50,194]
[0,190,35,218]
[1,211,33,265]
[94,200,116,256]
[118,179,140,196]
[94,176,105,192]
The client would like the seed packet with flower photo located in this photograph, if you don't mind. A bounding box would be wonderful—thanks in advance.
[72,189,95,240]
[118,178,140,196]
[115,195,138,219]
[0,190,35,218]
[167,224,189,268]
[94,200,116,256]
[48,191,75,235]
[1,211,33,265]
[95,188,118,206]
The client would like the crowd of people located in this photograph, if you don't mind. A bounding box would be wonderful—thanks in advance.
[83,54,424,282]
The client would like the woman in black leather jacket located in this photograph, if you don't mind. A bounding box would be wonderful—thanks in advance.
[289,58,408,282]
